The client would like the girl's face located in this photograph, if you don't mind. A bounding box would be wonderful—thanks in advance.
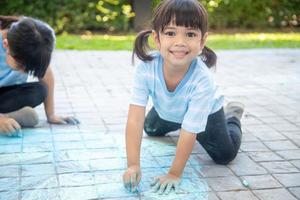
[153,24,207,71]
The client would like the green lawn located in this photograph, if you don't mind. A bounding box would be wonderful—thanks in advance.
[56,33,300,50]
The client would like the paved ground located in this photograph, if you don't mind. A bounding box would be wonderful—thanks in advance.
[0,49,300,200]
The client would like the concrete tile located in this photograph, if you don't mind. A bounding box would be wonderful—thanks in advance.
[264,140,299,151]
[208,192,220,200]
[276,150,300,160]
[21,188,60,200]
[21,163,56,177]
[228,154,267,176]
[59,172,94,187]
[21,175,58,190]
[23,142,53,153]
[0,190,19,200]
[198,165,234,178]
[217,191,258,200]
[207,176,244,191]
[247,151,284,162]
[250,130,286,141]
[0,177,18,192]
[241,175,282,189]
[60,185,99,200]
[253,188,297,200]
[260,161,299,173]
[240,141,269,152]
[273,173,300,187]
[291,160,300,170]
[56,160,90,174]
[0,165,19,178]
[289,187,300,199]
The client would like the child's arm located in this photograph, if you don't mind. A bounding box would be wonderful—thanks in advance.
[39,67,79,125]
[123,104,145,192]
[169,129,197,177]
[151,129,196,194]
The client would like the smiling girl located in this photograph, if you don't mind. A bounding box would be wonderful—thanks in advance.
[123,0,244,194]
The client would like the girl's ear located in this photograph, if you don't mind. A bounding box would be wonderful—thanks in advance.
[200,32,208,50]
[152,30,161,50]
[2,38,8,49]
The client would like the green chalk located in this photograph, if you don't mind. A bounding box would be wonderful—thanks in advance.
[242,179,249,187]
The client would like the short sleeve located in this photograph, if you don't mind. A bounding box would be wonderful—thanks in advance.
[130,62,149,107]
[181,77,214,134]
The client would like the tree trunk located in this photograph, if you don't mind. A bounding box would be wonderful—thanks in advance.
[132,0,152,31]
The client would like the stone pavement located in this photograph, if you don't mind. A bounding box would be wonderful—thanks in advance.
[0,49,299,200]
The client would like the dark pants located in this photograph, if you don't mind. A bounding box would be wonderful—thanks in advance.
[0,82,47,113]
[144,107,242,165]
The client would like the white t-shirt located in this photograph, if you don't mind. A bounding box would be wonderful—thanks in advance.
[131,52,224,133]
[0,33,28,87]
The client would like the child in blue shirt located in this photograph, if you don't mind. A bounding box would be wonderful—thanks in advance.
[123,0,244,194]
[0,16,79,137]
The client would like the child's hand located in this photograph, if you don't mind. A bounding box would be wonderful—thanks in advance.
[47,115,80,125]
[150,173,181,195]
[0,116,22,137]
[123,165,141,193]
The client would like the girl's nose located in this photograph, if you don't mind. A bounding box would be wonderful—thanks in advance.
[174,34,186,46]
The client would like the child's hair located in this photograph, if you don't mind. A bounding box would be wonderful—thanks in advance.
[0,16,20,29]
[0,16,55,78]
[133,0,216,68]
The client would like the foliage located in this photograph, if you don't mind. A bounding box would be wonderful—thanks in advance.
[0,0,299,33]
[153,0,300,29]
[0,0,135,34]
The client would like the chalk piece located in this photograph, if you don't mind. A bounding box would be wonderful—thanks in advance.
[242,179,249,187]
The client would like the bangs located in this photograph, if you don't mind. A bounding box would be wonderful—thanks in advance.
[154,0,207,32]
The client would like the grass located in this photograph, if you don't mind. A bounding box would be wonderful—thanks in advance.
[56,32,300,50]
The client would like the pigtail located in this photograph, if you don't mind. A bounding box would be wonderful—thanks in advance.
[201,45,217,68]
[0,16,20,29]
[132,29,153,64]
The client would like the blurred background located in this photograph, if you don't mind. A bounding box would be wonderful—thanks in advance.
[1,0,299,50]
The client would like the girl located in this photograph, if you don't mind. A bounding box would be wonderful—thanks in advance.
[0,16,79,137]
[123,0,244,194]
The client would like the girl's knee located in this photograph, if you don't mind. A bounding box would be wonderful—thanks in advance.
[144,124,164,136]
[212,150,237,165]
[144,121,169,136]
[35,82,48,102]
[28,82,48,106]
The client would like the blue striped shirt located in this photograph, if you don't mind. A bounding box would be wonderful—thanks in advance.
[131,52,224,133]
[0,33,28,87]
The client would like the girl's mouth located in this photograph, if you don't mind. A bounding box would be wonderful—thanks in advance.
[170,50,189,58]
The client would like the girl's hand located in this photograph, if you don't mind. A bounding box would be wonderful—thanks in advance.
[47,115,80,125]
[150,173,181,195]
[0,116,22,137]
[123,165,141,193]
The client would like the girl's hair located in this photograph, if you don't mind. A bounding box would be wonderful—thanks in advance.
[0,16,20,29]
[133,0,217,68]
[0,16,55,78]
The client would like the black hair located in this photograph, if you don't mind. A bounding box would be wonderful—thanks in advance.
[133,0,217,68]
[0,16,20,29]
[1,16,55,78]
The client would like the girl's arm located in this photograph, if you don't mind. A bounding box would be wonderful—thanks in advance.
[168,129,197,177]
[123,104,145,192]
[126,104,146,167]
[39,66,55,119]
[150,129,196,194]
[39,67,79,125]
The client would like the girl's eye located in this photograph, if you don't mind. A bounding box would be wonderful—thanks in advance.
[187,32,197,37]
[164,31,175,36]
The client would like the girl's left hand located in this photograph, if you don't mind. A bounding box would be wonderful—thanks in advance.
[47,115,80,125]
[150,173,181,195]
